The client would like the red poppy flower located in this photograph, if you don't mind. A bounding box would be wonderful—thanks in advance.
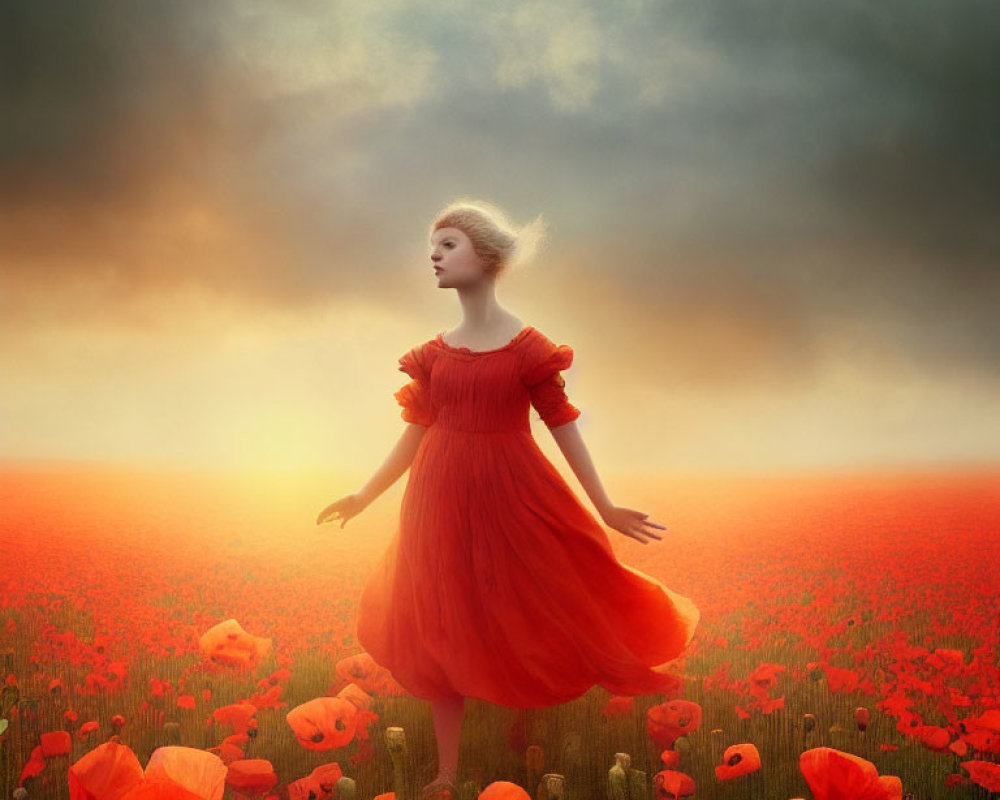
[211,703,257,736]
[962,760,1000,792]
[245,685,286,710]
[715,743,761,780]
[646,701,703,749]
[479,781,532,800]
[78,720,100,740]
[949,738,969,756]
[257,668,292,689]
[286,762,344,800]
[959,710,1000,754]
[40,730,71,758]
[756,695,785,714]
[19,744,46,786]
[602,696,636,718]
[653,770,696,799]
[143,746,227,797]
[225,759,278,795]
[207,740,245,765]
[748,663,785,694]
[334,652,404,695]
[336,683,373,711]
[800,747,903,800]
[198,620,272,670]
[118,779,205,800]
[286,697,358,751]
[909,725,951,752]
[68,740,144,800]
[820,664,861,694]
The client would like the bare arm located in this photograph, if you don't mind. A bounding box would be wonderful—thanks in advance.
[548,419,666,544]
[356,422,427,505]
[316,422,427,528]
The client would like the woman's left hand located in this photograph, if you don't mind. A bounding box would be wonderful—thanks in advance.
[600,506,667,544]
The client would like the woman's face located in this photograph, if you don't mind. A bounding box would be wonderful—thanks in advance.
[429,227,486,288]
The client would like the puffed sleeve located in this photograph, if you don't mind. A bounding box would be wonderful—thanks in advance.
[393,344,435,427]
[523,341,582,429]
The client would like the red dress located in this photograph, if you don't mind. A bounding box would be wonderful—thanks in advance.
[355,325,699,708]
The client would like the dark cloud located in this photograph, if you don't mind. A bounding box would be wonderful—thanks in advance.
[2,0,997,374]
[1,0,220,199]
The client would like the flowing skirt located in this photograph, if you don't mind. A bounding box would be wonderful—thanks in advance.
[356,426,699,708]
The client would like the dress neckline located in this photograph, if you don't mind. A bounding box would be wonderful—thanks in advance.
[435,325,533,355]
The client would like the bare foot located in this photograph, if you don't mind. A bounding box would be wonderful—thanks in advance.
[421,769,458,798]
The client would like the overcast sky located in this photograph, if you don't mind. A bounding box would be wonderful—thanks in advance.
[2,0,997,474]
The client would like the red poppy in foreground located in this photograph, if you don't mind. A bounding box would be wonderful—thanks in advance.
[652,770,695,799]
[799,747,902,800]
[119,781,205,800]
[715,743,761,780]
[286,697,358,750]
[478,781,531,799]
[224,759,278,795]
[69,739,144,800]
[961,760,1000,792]
[143,746,227,798]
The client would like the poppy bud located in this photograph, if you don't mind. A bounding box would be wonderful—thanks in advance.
[336,776,357,800]
[164,721,181,744]
[803,714,817,733]
[855,707,870,732]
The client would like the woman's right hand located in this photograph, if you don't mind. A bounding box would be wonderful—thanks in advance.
[316,492,368,529]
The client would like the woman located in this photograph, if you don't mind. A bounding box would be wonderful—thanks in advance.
[317,199,699,798]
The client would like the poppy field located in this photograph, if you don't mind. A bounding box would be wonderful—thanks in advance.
[1,461,998,799]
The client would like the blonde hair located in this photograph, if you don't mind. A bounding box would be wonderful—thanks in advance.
[429,198,548,277]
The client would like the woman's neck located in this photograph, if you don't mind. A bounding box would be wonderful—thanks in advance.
[454,282,509,331]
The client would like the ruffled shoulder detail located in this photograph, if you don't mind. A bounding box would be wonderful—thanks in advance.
[522,332,574,387]
[394,339,438,428]
[521,331,580,429]
[398,340,438,382]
